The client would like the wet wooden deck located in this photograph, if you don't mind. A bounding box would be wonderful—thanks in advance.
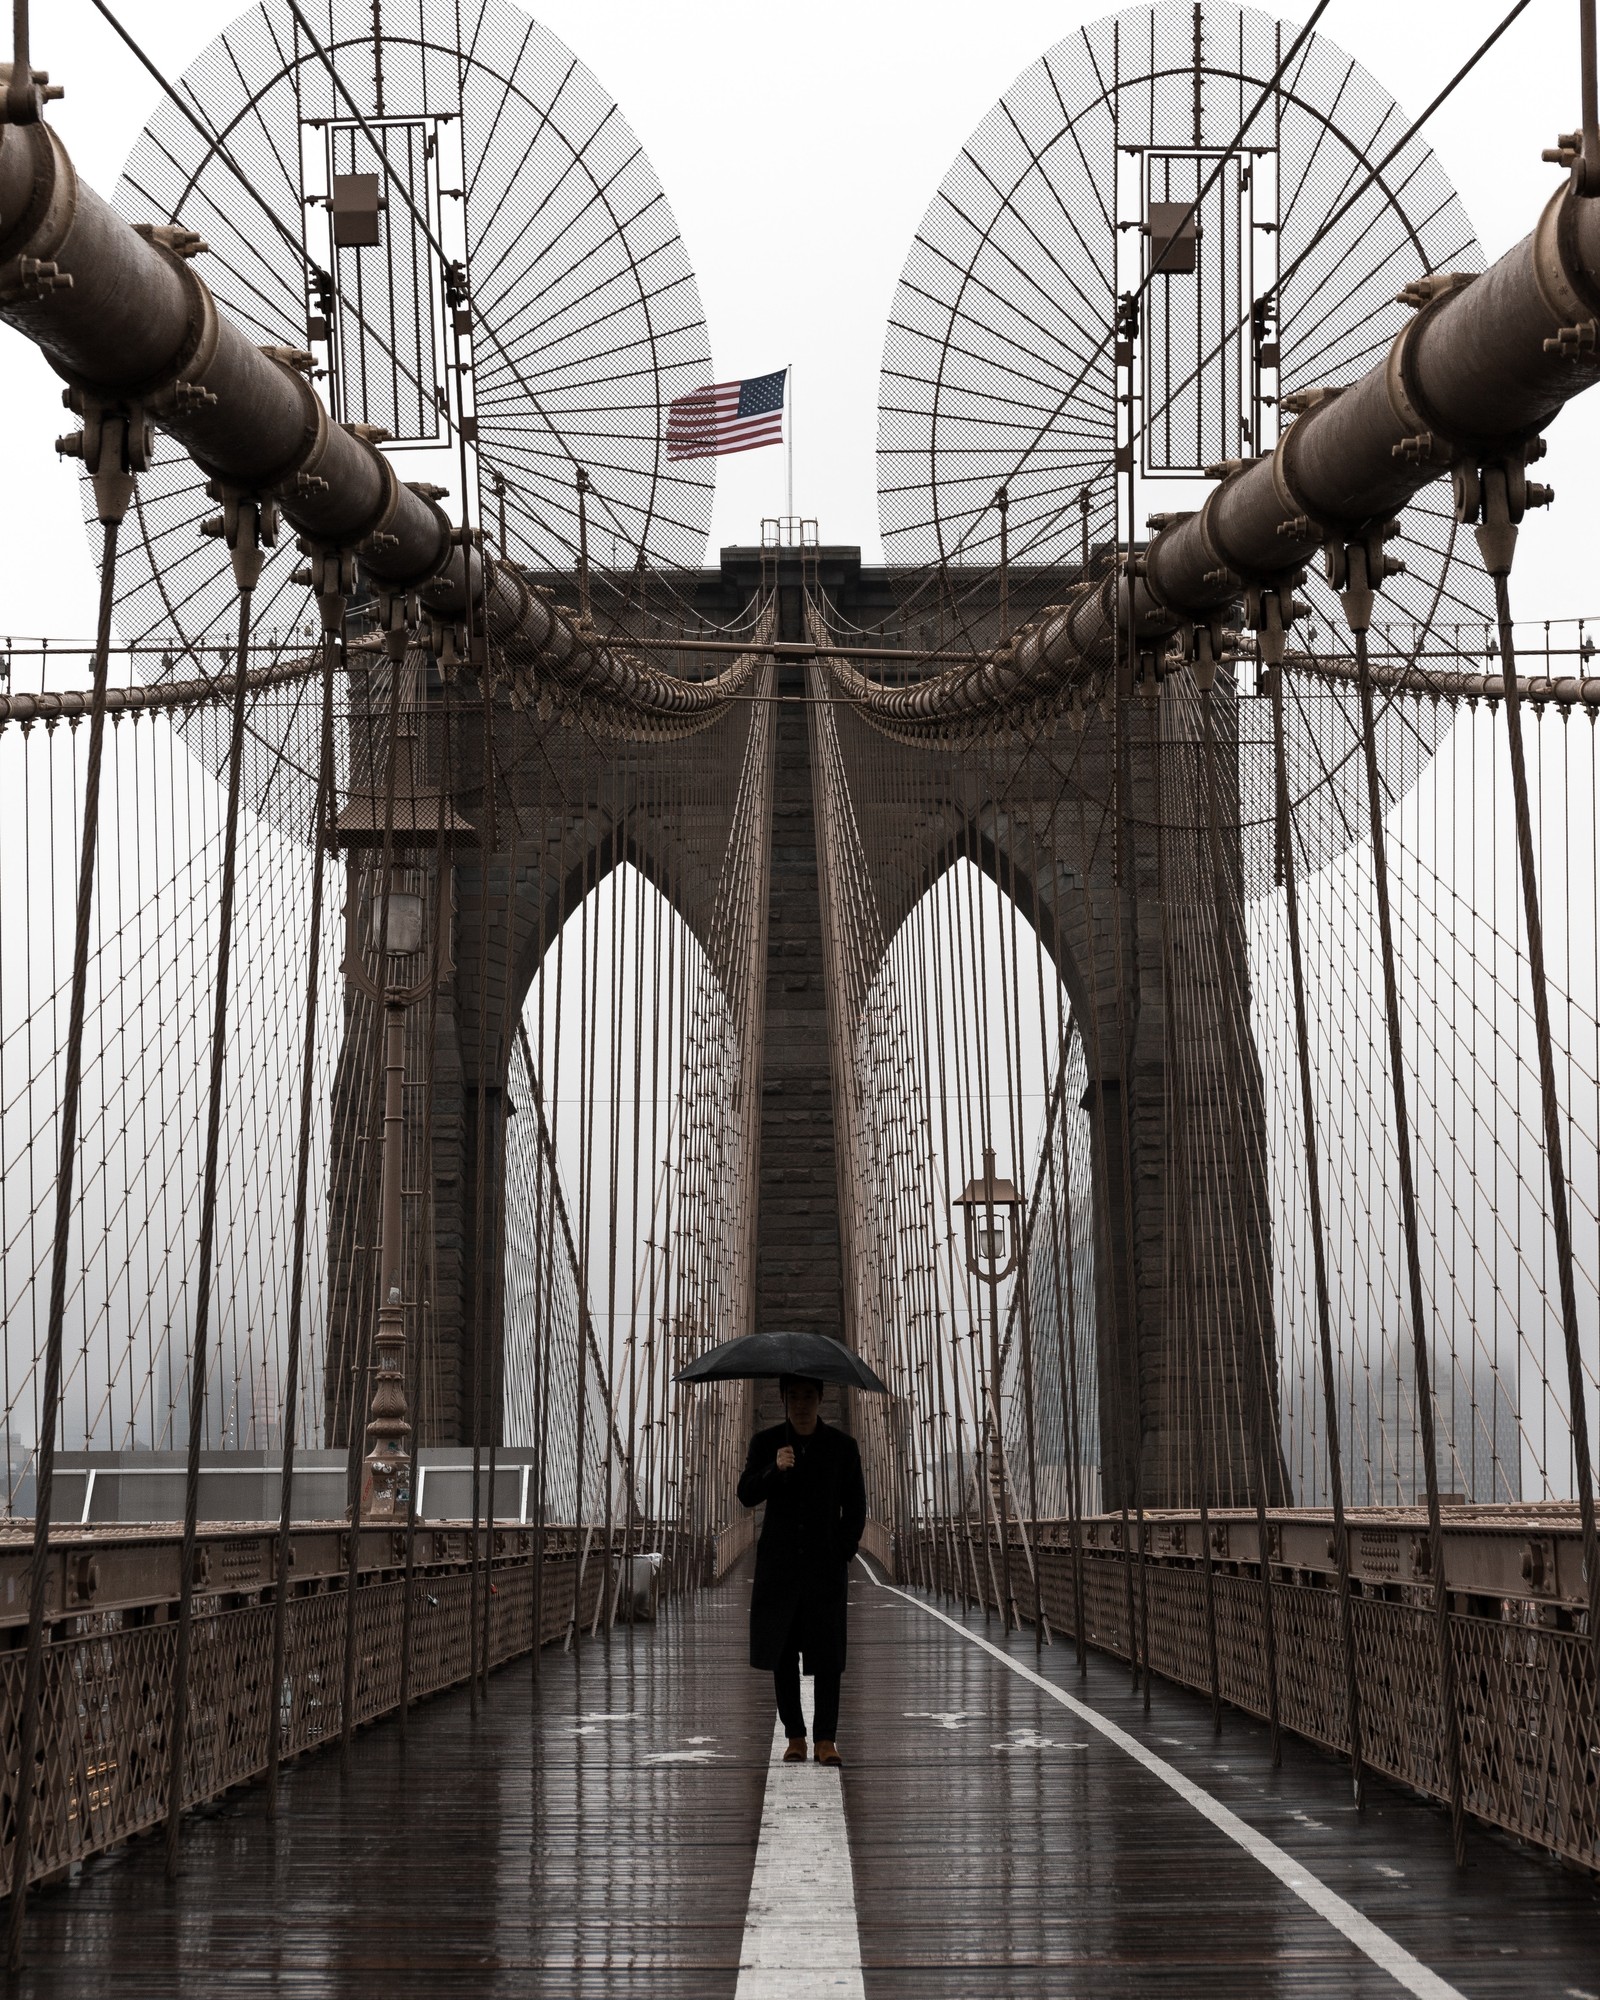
[9,1561,1600,1996]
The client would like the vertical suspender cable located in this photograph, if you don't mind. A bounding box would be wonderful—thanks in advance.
[543,789,573,1597]
[1018,740,1088,1654]
[479,467,518,1679]
[1056,1080,1092,1667]
[624,816,648,1598]
[1199,681,1282,1761]
[1109,684,1153,1699]
[942,862,991,1611]
[1072,781,1140,1676]
[968,752,1016,1629]
[481,705,521,1682]
[599,819,626,1633]
[570,849,597,1623]
[1155,682,1223,1730]
[265,611,342,1815]
[1271,665,1365,1802]
[449,255,493,1704]
[524,723,555,1674]
[6,514,121,1968]
[641,749,667,1569]
[666,733,690,1589]
[401,674,457,1733]
[467,684,493,1698]
[1480,546,1600,1719]
[997,760,1047,1643]
[1350,608,1467,1863]
[908,820,961,1599]
[168,555,260,1874]
[1580,0,1600,194]
[925,865,981,1606]
[6,0,38,125]
[960,854,1003,1616]
[341,642,406,1765]
[1116,313,1154,1695]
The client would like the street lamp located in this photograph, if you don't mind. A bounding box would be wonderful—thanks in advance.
[954,1145,1022,1627]
[334,642,473,1524]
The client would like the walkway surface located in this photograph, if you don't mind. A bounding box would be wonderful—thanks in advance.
[12,1561,1600,1997]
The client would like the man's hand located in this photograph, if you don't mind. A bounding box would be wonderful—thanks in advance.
[775,1445,796,1472]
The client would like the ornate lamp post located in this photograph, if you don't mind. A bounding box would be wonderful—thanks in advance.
[344,864,439,1520]
[955,1146,1021,1628]
[334,636,470,1523]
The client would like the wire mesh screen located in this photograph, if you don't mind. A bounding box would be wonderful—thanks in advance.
[873,0,1491,889]
[875,45,1120,591]
[875,9,1487,601]
[456,11,716,577]
[99,0,714,674]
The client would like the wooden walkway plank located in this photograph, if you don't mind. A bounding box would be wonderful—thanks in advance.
[737,1718,864,1996]
[5,1562,1600,1997]
[843,1570,1600,1998]
[7,1580,769,1996]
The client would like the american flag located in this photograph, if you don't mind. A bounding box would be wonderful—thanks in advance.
[665,369,786,460]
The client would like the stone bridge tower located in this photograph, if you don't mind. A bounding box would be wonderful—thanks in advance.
[324,543,1281,1508]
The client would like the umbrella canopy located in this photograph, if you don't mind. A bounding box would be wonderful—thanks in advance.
[674,1329,889,1393]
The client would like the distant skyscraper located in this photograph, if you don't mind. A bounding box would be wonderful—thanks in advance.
[1285,1345,1522,1506]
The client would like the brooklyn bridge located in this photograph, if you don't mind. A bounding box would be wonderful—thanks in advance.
[2,0,1600,1990]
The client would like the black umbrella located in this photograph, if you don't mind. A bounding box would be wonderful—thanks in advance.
[673,1329,889,1393]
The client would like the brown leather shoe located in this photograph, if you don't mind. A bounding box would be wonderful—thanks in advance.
[814,1739,843,1767]
[782,1737,808,1763]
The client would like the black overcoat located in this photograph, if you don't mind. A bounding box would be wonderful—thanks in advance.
[737,1419,867,1674]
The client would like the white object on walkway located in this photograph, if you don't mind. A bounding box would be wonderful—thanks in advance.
[735,1716,865,1998]
[869,1568,1466,2000]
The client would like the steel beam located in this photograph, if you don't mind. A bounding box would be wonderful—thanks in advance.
[0,120,752,724]
[838,180,1600,728]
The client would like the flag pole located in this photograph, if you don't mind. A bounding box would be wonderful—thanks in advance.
[785,362,794,524]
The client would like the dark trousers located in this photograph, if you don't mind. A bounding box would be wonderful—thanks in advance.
[774,1631,841,1740]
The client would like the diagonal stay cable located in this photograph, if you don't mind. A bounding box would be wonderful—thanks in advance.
[1270,0,1534,308]
[89,0,311,270]
[1112,0,1536,526]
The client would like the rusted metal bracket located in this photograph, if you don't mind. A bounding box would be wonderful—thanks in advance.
[1452,438,1554,577]
[55,390,152,525]
[199,479,279,593]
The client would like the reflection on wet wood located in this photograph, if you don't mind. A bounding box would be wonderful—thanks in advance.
[845,1578,1600,1997]
[7,1565,1600,1997]
[10,1570,768,1995]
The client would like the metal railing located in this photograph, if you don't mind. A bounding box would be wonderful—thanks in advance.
[908,1508,1600,1876]
[0,1520,724,1897]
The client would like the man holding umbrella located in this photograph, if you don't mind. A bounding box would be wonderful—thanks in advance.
[737,1372,867,1766]
[676,1330,883,1766]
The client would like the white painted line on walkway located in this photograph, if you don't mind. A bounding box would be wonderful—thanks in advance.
[867,1567,1467,2000]
[735,1716,865,1999]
